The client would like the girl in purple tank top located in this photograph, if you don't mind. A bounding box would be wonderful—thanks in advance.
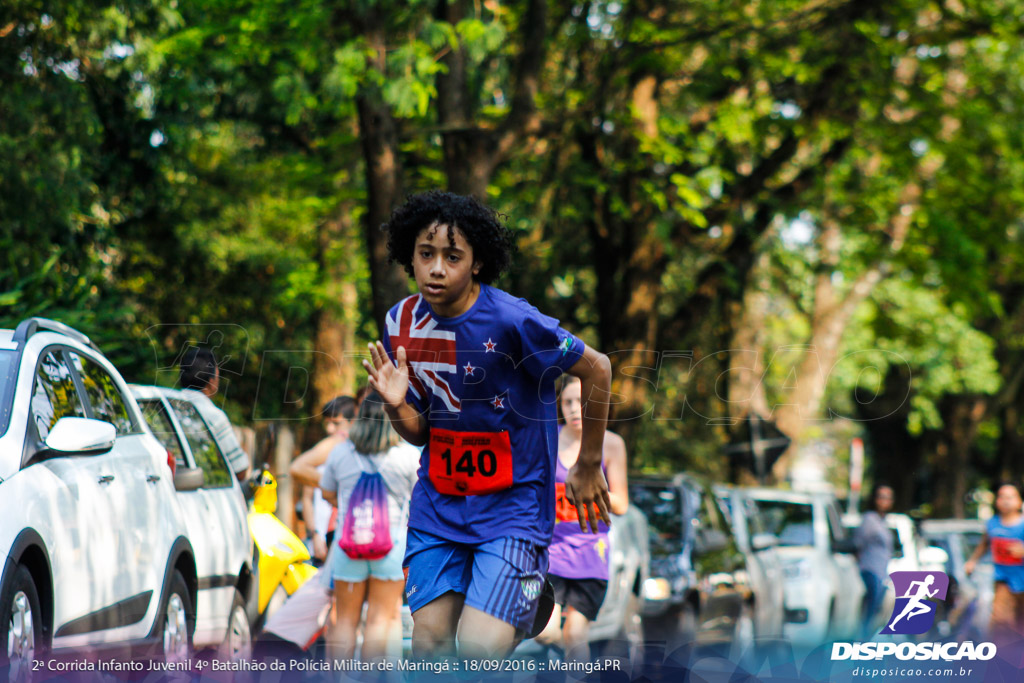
[535,376,629,662]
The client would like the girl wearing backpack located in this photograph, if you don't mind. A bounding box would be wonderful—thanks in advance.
[320,391,419,662]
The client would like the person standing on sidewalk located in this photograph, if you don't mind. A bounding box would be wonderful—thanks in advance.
[854,483,894,638]
[179,346,250,481]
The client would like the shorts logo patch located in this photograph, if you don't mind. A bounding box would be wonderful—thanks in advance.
[521,577,542,601]
[407,584,418,598]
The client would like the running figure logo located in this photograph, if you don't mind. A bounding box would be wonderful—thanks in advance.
[881,571,949,635]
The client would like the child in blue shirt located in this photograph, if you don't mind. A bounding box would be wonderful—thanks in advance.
[363,192,612,659]
[967,481,1024,651]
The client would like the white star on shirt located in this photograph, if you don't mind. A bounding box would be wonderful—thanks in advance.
[464,362,476,376]
[483,338,497,352]
[492,395,504,410]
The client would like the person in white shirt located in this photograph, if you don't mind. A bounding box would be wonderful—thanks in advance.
[179,346,250,480]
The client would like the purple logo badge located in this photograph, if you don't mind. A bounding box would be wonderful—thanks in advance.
[881,571,949,635]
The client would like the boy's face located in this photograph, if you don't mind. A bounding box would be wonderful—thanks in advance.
[412,222,482,316]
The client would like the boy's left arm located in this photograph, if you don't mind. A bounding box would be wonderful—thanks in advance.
[564,344,613,533]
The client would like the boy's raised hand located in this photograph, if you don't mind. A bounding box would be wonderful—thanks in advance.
[363,341,411,409]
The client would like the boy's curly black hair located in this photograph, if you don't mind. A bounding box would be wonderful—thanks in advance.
[381,191,515,284]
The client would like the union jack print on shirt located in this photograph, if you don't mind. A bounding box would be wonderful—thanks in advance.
[385,295,461,412]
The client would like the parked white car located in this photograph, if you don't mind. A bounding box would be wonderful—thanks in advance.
[747,488,864,646]
[130,384,254,658]
[0,319,252,682]
[885,513,949,573]
[715,485,785,639]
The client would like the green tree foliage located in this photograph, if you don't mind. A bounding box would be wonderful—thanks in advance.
[5,0,1024,500]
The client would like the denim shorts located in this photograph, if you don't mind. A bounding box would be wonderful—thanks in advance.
[332,530,406,583]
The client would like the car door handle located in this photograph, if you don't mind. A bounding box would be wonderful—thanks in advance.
[147,474,161,483]
[98,475,115,484]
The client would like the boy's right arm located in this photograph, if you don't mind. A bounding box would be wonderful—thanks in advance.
[363,341,429,446]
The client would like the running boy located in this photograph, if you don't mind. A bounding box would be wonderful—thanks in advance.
[363,191,613,659]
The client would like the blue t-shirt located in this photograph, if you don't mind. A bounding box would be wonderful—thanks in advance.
[382,284,585,545]
[987,515,1024,593]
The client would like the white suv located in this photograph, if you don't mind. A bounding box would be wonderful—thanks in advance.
[0,318,253,680]
[746,488,865,645]
[129,384,253,659]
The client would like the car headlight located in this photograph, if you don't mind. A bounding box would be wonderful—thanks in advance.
[642,577,673,601]
[782,559,813,581]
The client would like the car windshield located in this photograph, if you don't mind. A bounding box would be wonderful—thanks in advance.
[631,483,685,556]
[0,350,16,438]
[756,500,815,547]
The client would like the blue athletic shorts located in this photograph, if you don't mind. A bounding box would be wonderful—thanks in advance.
[403,528,548,633]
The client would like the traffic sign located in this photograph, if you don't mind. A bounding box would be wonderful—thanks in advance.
[724,414,791,483]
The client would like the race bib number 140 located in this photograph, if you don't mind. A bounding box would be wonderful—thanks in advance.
[428,428,513,496]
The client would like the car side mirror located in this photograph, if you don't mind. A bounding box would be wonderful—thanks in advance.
[751,533,778,551]
[174,467,205,492]
[44,417,115,456]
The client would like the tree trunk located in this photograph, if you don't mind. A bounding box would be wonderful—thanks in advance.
[770,183,916,480]
[854,364,920,512]
[727,250,772,421]
[998,402,1024,484]
[435,0,492,198]
[932,395,987,517]
[434,0,547,199]
[726,251,773,484]
[356,26,411,335]
[312,212,359,427]
[273,424,297,529]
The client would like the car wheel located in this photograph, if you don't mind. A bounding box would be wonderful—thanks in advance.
[219,590,252,661]
[1,566,44,683]
[160,571,193,662]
